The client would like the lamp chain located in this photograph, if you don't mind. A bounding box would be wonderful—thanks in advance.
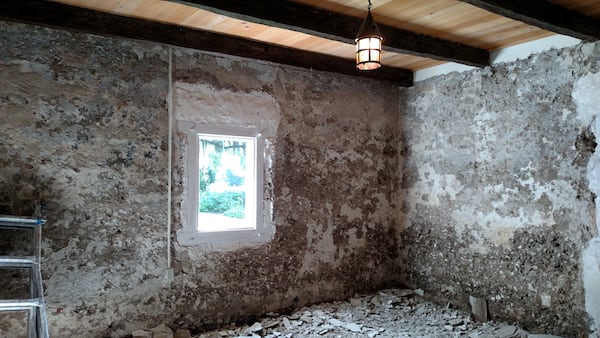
[368,0,372,10]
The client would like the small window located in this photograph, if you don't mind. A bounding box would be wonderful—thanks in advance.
[177,122,272,246]
[197,133,256,232]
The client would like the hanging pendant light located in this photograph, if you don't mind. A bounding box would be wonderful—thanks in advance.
[355,0,383,70]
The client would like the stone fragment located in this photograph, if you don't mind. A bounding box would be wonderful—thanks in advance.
[327,318,362,332]
[131,330,152,338]
[246,322,263,333]
[312,309,326,317]
[350,297,363,307]
[317,329,329,335]
[328,318,344,327]
[448,318,463,326]
[174,329,192,338]
[496,325,518,337]
[300,314,312,322]
[343,322,362,332]
[263,320,279,329]
[414,288,425,296]
[282,317,292,330]
[151,324,173,338]
[287,313,301,320]
[527,335,563,338]
[469,296,488,322]
[397,289,414,297]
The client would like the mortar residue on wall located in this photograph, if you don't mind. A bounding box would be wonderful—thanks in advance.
[0,21,402,337]
[399,43,600,337]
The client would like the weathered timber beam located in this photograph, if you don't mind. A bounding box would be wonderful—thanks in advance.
[172,0,490,67]
[0,0,413,86]
[458,0,600,41]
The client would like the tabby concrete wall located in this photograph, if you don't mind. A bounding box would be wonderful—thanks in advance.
[0,21,402,337]
[399,43,600,337]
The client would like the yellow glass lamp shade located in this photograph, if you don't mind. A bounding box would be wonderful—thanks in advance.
[355,3,383,71]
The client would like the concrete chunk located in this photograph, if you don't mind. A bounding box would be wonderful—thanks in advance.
[469,296,488,322]
[246,322,263,333]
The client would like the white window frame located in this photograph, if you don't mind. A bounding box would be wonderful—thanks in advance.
[177,121,271,246]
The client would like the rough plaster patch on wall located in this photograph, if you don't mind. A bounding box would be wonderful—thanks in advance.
[340,203,363,222]
[174,82,281,136]
[324,149,375,168]
[573,71,600,332]
[451,206,554,251]
[298,221,338,275]
[368,192,395,224]
[406,163,464,209]
[173,81,281,251]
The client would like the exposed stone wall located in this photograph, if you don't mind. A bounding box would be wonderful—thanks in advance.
[399,43,600,336]
[168,48,402,330]
[0,21,402,337]
[0,21,171,338]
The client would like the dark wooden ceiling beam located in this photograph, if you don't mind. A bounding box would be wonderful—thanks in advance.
[173,0,490,67]
[458,0,600,41]
[0,0,413,86]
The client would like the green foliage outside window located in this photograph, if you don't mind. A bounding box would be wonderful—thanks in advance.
[199,191,245,218]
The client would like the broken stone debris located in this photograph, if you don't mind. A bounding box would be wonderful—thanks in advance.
[178,288,565,338]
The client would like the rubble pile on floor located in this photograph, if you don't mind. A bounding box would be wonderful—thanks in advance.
[134,288,564,338]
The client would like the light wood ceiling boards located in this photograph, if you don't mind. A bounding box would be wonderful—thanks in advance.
[2,0,599,86]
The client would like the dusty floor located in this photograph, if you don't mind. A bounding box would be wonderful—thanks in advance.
[191,289,562,338]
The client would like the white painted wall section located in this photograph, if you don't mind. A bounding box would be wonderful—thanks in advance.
[573,71,600,333]
[414,34,582,83]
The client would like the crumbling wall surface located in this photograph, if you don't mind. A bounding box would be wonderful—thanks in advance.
[170,50,402,331]
[399,43,600,337]
[0,22,171,337]
[0,21,402,337]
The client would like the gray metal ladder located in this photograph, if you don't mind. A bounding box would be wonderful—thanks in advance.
[0,215,50,338]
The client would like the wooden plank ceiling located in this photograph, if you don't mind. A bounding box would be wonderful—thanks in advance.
[2,0,600,86]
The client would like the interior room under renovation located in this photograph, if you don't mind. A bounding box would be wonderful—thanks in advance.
[1,0,600,337]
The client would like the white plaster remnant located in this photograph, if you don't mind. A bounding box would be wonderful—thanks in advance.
[573,71,600,333]
[174,82,281,137]
[5,59,51,74]
[340,204,363,222]
[414,35,581,82]
[541,294,552,307]
[407,163,464,208]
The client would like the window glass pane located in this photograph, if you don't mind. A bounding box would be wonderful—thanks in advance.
[197,134,256,232]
